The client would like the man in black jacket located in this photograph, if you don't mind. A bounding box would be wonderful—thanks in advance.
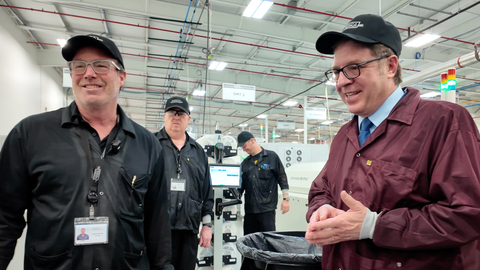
[0,34,173,269]
[155,96,214,270]
[237,131,290,235]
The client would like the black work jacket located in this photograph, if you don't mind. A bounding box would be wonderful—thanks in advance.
[0,102,173,270]
[155,128,214,233]
[240,148,289,214]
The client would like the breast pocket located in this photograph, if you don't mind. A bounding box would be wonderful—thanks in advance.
[363,160,418,211]
[258,167,273,180]
[117,167,149,218]
[257,167,274,203]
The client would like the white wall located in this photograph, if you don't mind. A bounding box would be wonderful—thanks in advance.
[0,7,65,270]
[0,8,64,136]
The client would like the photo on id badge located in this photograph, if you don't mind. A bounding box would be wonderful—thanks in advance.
[74,217,109,246]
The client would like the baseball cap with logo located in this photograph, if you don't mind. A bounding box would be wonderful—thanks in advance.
[315,14,402,56]
[165,96,190,114]
[62,34,124,69]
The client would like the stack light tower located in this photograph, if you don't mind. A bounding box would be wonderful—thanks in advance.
[440,68,457,103]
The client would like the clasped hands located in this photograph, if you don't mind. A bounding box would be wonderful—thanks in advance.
[305,190,368,246]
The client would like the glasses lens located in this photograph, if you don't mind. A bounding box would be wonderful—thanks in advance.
[325,70,339,82]
[92,60,111,74]
[343,64,360,79]
[167,110,187,117]
[69,61,86,74]
[68,60,113,74]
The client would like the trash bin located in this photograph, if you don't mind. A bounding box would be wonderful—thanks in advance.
[236,231,322,270]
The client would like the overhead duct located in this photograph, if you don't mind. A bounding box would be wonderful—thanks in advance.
[279,0,298,25]
[286,0,298,15]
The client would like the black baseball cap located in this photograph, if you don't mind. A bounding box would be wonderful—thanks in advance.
[316,14,402,56]
[237,131,254,147]
[62,34,124,69]
[165,96,190,114]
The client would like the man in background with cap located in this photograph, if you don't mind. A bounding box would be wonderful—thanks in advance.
[155,96,213,270]
[0,34,173,269]
[237,131,289,235]
[305,14,480,269]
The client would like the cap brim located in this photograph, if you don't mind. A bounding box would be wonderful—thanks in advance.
[237,141,246,147]
[164,105,190,114]
[315,31,379,55]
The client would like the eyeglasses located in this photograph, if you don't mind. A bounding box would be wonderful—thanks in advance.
[324,55,389,83]
[68,60,122,75]
[166,110,188,117]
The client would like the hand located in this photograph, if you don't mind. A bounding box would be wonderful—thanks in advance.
[281,200,290,214]
[199,226,212,248]
[309,204,345,224]
[305,191,367,246]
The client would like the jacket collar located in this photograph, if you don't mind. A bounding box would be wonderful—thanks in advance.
[245,147,268,160]
[345,87,420,147]
[61,101,137,138]
[156,127,197,148]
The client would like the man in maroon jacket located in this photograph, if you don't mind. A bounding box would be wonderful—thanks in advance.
[306,14,480,270]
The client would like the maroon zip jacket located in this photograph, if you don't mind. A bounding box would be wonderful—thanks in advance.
[307,87,480,270]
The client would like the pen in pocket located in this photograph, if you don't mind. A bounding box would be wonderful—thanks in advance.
[131,175,136,187]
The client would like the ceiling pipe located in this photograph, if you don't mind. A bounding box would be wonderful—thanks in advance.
[402,1,480,43]
[6,4,480,94]
[403,49,480,86]
[273,2,477,46]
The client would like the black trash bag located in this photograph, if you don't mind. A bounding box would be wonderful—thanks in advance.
[236,231,322,269]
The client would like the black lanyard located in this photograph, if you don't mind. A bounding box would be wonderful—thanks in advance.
[79,124,120,207]
[172,146,183,179]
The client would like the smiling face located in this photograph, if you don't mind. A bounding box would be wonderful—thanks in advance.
[333,40,398,118]
[70,47,126,112]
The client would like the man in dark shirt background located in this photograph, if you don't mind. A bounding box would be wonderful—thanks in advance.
[237,131,290,235]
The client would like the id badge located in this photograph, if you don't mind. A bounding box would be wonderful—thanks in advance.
[74,217,109,246]
[171,178,186,191]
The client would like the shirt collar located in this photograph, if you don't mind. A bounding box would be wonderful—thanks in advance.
[61,101,137,138]
[358,85,405,130]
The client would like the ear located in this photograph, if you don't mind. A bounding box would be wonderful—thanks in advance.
[386,55,398,79]
[118,71,127,88]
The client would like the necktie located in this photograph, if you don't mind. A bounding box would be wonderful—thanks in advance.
[358,118,374,146]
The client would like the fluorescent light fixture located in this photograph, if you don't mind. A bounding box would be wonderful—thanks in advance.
[283,101,298,107]
[292,141,299,144]
[308,137,316,140]
[216,62,228,70]
[256,114,267,119]
[239,124,249,127]
[420,91,441,99]
[208,61,228,71]
[243,0,273,19]
[405,33,441,48]
[209,61,219,70]
[57,39,67,47]
[273,135,281,138]
[192,89,206,96]
[321,120,334,125]
[189,106,194,112]
[295,128,304,132]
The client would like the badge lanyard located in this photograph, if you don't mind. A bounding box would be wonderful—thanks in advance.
[79,124,119,219]
[173,147,183,179]
[170,145,187,192]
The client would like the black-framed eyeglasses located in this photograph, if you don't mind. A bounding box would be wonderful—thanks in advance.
[68,60,122,75]
[166,110,188,117]
[324,55,389,83]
